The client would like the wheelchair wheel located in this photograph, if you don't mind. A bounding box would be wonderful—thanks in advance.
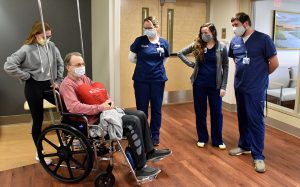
[94,171,115,187]
[37,124,94,183]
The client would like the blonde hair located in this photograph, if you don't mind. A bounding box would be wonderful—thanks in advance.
[144,16,159,28]
[24,21,52,45]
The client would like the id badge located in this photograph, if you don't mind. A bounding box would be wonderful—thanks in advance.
[157,47,164,56]
[242,57,250,64]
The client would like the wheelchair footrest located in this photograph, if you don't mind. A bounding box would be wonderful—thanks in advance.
[137,172,160,184]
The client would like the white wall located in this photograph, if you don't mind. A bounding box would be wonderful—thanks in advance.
[91,0,110,87]
[253,0,300,67]
[91,0,121,105]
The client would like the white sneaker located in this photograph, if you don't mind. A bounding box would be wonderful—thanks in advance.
[36,152,52,165]
[254,159,266,173]
[218,143,226,150]
[196,142,205,148]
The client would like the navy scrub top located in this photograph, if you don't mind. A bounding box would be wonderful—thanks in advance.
[130,35,170,82]
[195,45,217,87]
[228,31,277,93]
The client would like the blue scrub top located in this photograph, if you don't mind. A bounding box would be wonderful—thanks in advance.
[228,31,277,93]
[195,45,217,87]
[130,35,170,82]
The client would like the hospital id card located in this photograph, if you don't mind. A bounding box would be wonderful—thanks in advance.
[157,47,164,56]
[242,57,250,64]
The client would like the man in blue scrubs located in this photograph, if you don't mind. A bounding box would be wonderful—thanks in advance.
[228,12,279,173]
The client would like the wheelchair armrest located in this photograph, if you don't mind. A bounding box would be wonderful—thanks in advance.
[61,112,86,118]
[61,112,89,124]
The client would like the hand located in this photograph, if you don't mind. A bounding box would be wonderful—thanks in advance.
[101,100,113,110]
[220,89,226,97]
[191,62,196,68]
[51,83,59,89]
[109,101,115,108]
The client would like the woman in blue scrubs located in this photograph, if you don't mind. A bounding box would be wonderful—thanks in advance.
[129,16,170,146]
[177,23,229,149]
[228,12,279,173]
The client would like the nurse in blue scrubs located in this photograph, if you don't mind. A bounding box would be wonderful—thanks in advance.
[129,16,170,146]
[178,23,229,150]
[228,12,279,173]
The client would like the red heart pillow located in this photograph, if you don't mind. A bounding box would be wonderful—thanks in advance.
[77,82,109,105]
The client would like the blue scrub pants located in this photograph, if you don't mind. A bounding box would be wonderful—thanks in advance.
[193,84,223,146]
[235,89,265,160]
[134,81,165,144]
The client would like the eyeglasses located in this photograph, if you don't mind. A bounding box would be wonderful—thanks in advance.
[69,63,85,67]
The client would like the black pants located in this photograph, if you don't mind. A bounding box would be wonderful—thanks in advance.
[24,78,55,148]
[122,109,154,170]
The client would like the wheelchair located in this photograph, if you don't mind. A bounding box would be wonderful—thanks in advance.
[36,90,159,186]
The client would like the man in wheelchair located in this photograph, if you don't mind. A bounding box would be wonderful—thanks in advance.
[59,52,172,180]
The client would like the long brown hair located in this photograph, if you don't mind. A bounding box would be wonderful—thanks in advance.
[193,22,217,62]
[24,21,52,45]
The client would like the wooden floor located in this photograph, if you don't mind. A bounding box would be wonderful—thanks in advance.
[0,103,300,187]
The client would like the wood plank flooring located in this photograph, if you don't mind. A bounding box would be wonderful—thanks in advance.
[0,103,299,186]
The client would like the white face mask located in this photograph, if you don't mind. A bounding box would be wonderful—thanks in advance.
[144,29,156,38]
[74,66,85,77]
[233,26,246,37]
[37,38,50,46]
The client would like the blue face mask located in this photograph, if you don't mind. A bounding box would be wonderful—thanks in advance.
[144,29,156,38]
